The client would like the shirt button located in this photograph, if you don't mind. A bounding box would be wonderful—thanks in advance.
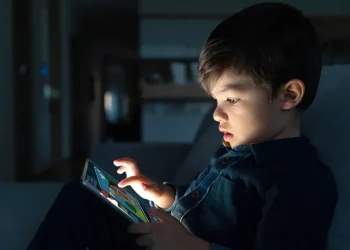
[191,191,200,198]
[222,157,230,164]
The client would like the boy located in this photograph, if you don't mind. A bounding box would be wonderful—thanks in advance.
[28,2,337,250]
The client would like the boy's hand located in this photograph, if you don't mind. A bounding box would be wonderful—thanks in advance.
[128,208,210,250]
[114,158,162,202]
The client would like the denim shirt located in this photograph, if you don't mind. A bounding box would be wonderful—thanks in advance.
[153,137,338,250]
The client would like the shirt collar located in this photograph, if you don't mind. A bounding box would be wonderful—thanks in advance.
[229,136,313,166]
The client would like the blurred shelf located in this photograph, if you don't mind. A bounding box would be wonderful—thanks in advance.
[141,83,210,100]
[139,15,350,39]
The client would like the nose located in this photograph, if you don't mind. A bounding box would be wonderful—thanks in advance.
[213,105,228,122]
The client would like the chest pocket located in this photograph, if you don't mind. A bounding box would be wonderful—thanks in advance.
[206,176,262,230]
[185,176,261,247]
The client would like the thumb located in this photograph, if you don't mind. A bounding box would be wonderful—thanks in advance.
[118,175,153,188]
[148,207,175,222]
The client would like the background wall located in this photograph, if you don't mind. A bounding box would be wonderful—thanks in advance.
[1,0,350,180]
[0,0,14,180]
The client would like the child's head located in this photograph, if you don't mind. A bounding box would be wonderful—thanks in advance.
[198,2,322,148]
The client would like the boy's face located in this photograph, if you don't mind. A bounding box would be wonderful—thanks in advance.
[211,72,293,148]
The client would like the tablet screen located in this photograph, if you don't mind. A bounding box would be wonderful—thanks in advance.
[82,160,150,223]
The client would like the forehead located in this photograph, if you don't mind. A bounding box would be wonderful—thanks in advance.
[210,72,254,95]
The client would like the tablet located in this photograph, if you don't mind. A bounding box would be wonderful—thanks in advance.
[81,159,158,223]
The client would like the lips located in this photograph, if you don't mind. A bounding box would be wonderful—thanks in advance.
[223,132,233,141]
[219,126,233,141]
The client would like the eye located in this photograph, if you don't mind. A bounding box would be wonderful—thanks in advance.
[225,98,239,105]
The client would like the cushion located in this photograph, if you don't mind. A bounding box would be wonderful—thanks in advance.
[173,105,222,185]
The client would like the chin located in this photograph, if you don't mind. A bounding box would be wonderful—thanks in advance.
[229,142,240,148]
[225,137,246,148]
[224,140,241,148]
[223,140,231,147]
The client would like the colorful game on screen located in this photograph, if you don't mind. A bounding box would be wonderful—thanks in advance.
[83,161,149,223]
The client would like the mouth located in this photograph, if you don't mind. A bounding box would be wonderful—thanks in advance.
[223,132,233,141]
[219,126,234,141]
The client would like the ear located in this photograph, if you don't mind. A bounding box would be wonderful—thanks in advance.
[278,79,305,110]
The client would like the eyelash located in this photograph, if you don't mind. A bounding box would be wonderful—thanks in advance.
[225,98,239,105]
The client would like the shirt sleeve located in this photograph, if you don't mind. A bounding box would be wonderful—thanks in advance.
[149,182,189,212]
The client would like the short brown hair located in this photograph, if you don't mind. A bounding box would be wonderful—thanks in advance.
[198,2,322,111]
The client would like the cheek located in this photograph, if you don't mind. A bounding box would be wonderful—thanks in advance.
[249,107,282,139]
[234,104,276,133]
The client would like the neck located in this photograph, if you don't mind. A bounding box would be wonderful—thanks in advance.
[275,116,301,140]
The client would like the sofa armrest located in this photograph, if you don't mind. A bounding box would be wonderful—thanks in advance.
[89,142,192,182]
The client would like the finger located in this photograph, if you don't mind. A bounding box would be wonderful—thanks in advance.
[118,175,152,188]
[113,158,139,174]
[116,166,127,174]
[148,207,175,222]
[128,222,154,234]
[113,157,137,167]
[135,234,155,247]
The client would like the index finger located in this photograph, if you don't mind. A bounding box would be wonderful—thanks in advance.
[118,175,152,188]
